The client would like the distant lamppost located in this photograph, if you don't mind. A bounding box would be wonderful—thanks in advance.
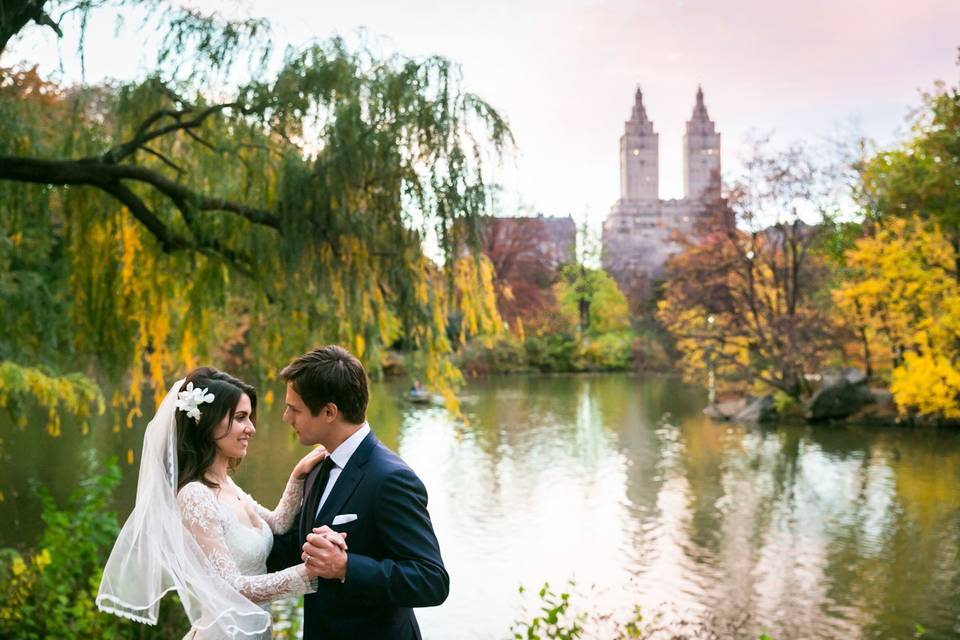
[705,315,716,405]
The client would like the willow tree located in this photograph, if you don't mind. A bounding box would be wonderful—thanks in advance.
[0,3,510,429]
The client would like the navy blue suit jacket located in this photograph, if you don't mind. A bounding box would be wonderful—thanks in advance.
[267,430,449,639]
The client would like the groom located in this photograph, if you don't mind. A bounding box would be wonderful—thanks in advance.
[267,345,449,639]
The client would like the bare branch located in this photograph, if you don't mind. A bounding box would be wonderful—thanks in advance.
[97,180,187,253]
[0,156,280,229]
[34,9,61,37]
[6,158,261,279]
[101,102,241,164]
[134,107,187,139]
[142,146,185,174]
[183,127,217,153]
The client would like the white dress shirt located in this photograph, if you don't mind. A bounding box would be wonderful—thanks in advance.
[316,422,371,517]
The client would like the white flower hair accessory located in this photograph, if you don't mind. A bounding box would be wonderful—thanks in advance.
[175,381,215,422]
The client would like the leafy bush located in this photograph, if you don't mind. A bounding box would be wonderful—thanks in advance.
[458,335,531,375]
[0,458,187,639]
[580,332,634,371]
[459,330,638,375]
[511,582,780,640]
[772,390,799,415]
[523,334,582,372]
[512,583,586,640]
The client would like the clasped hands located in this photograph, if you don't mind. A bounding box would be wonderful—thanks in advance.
[301,525,348,580]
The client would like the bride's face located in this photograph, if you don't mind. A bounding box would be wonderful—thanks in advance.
[213,393,255,460]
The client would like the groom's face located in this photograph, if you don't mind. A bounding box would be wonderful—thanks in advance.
[282,383,332,446]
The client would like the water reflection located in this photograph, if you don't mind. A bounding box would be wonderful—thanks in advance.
[2,373,959,639]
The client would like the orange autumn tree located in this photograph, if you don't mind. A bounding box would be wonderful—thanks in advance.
[658,144,844,399]
[478,216,566,333]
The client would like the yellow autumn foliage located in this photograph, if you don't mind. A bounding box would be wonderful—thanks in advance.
[0,362,105,437]
[834,216,960,420]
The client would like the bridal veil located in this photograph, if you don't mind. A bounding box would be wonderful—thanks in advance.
[96,379,271,637]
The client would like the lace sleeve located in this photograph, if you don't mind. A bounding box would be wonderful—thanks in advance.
[240,476,304,535]
[177,483,315,604]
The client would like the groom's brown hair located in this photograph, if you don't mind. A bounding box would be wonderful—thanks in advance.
[279,345,368,424]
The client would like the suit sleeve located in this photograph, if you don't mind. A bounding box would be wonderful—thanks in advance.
[342,467,449,608]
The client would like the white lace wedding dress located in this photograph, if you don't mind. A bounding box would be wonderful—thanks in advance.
[177,477,315,639]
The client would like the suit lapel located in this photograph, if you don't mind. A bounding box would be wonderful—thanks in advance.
[315,430,378,526]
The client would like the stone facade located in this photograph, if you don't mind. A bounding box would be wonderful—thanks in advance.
[536,215,577,268]
[602,87,721,302]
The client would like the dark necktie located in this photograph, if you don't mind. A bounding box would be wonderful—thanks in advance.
[302,456,335,540]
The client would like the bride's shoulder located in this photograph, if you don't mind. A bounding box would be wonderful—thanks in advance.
[177,480,214,499]
[176,481,217,509]
[176,481,221,526]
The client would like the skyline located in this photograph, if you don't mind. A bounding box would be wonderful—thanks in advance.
[7,0,960,225]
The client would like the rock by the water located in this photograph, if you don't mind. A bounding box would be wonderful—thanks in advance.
[735,395,778,424]
[820,367,868,387]
[703,398,747,421]
[806,374,875,421]
[842,368,868,386]
[846,387,898,424]
[868,387,893,406]
[850,401,899,425]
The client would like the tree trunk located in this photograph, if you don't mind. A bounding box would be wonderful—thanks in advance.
[579,298,590,334]
[0,0,57,56]
[853,300,873,380]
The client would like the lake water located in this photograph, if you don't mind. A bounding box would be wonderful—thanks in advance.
[2,373,959,639]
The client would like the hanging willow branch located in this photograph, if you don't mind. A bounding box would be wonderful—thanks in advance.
[1,30,512,423]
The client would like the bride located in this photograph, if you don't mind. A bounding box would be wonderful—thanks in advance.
[96,366,346,638]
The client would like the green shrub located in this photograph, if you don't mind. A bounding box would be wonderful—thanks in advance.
[511,582,780,639]
[580,331,634,371]
[524,334,581,372]
[512,582,586,640]
[459,330,638,375]
[458,336,530,375]
[773,390,799,415]
[0,458,187,639]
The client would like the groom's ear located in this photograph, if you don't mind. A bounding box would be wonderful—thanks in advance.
[322,402,340,422]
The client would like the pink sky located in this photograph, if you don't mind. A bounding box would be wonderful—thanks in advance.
[9,0,960,224]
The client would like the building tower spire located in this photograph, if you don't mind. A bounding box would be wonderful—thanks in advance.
[692,85,709,120]
[631,86,651,124]
[683,85,720,200]
[620,85,659,201]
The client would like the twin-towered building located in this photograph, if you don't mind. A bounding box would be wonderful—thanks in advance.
[602,86,721,302]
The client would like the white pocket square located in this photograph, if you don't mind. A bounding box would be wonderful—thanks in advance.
[332,514,358,526]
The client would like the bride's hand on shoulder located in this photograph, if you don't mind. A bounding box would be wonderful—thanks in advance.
[292,446,327,480]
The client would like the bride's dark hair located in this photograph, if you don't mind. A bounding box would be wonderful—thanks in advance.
[175,366,257,491]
